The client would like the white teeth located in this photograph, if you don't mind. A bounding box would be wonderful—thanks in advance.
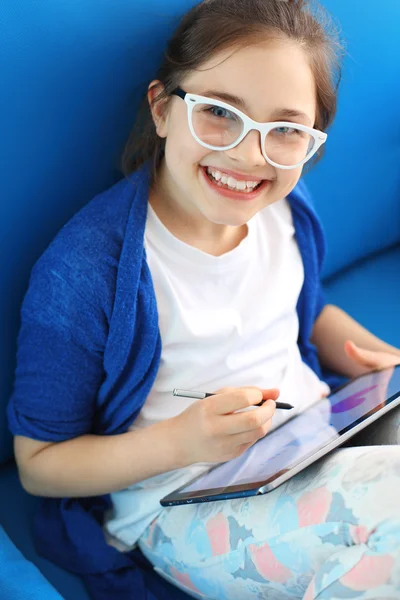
[206,167,261,192]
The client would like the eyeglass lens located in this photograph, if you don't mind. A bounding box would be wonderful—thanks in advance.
[191,103,316,167]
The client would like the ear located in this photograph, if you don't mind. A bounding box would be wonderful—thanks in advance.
[148,80,169,138]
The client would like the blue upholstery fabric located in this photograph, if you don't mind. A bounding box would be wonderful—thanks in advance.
[0,0,198,465]
[324,245,400,349]
[0,462,90,600]
[0,525,64,599]
[1,0,399,598]
[1,0,400,465]
[304,0,400,279]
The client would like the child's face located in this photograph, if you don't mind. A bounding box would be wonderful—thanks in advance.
[153,38,317,227]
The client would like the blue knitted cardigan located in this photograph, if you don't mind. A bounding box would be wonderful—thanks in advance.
[8,161,346,600]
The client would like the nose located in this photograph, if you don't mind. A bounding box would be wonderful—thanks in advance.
[225,129,267,168]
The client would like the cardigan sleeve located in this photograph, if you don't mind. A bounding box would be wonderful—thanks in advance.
[7,238,110,442]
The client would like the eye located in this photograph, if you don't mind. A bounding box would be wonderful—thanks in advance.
[273,126,299,135]
[205,105,236,120]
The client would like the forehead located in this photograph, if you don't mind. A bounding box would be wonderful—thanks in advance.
[181,38,317,124]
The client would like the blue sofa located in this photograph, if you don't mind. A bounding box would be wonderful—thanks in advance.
[1,0,399,598]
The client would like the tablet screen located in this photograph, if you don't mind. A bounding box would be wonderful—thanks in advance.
[179,365,400,495]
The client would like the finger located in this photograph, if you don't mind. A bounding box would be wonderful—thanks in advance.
[210,387,262,414]
[232,412,274,444]
[254,387,281,406]
[345,341,380,368]
[261,388,281,401]
[222,400,277,434]
[211,387,280,415]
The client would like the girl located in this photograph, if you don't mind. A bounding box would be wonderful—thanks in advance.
[8,0,400,598]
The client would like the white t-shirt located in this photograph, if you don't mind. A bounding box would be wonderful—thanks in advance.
[103,198,330,550]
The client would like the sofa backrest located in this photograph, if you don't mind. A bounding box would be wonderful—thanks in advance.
[304,0,400,279]
[1,0,399,464]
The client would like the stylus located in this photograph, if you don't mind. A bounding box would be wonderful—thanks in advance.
[173,389,294,409]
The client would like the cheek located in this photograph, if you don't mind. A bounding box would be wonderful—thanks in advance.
[165,129,205,169]
[165,137,214,188]
[166,111,212,170]
[275,168,303,195]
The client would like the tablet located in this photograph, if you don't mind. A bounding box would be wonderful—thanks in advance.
[160,364,400,506]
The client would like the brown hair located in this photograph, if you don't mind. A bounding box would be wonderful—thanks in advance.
[121,0,344,178]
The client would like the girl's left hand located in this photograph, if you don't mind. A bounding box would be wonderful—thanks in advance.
[344,339,400,371]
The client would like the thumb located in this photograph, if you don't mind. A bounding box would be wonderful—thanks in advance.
[344,340,377,368]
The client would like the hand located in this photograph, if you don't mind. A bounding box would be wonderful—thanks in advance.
[344,340,400,372]
[172,386,279,465]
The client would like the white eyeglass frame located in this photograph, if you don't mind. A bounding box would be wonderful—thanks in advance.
[172,87,327,170]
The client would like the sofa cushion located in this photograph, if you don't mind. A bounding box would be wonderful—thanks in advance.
[0,461,90,600]
[323,244,400,349]
[0,525,64,599]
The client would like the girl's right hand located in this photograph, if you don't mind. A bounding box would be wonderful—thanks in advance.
[171,387,279,465]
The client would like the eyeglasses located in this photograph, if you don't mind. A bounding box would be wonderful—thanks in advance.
[171,87,327,170]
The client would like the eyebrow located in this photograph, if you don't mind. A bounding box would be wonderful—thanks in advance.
[200,89,312,124]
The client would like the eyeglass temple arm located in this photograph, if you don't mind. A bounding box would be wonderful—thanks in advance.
[171,87,186,100]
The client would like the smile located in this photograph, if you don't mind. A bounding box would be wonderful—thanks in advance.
[200,166,271,201]
[206,167,263,192]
